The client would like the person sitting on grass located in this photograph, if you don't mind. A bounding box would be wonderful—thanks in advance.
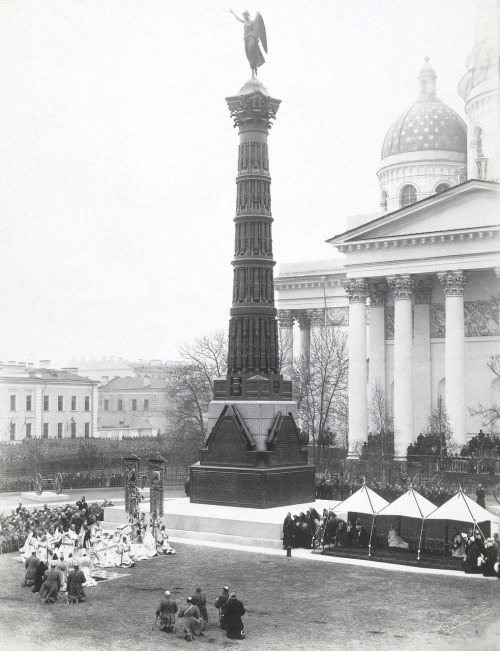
[67,563,86,604]
[222,593,246,640]
[156,590,178,633]
[178,597,203,641]
[39,561,61,603]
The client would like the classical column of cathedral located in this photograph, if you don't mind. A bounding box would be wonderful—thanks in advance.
[308,308,325,340]
[437,270,467,446]
[387,274,414,459]
[413,278,433,436]
[343,278,369,456]
[368,282,386,411]
[277,310,295,377]
[297,311,311,363]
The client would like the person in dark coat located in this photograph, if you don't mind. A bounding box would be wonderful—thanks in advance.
[156,590,178,632]
[23,551,39,587]
[191,587,208,630]
[223,593,245,639]
[32,560,48,593]
[464,537,484,574]
[476,484,486,509]
[67,563,86,603]
[39,562,61,603]
[482,539,498,577]
[215,586,230,629]
[282,513,294,548]
[352,520,369,548]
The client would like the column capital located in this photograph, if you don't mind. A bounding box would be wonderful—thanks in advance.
[296,311,310,330]
[226,91,281,130]
[369,282,387,307]
[343,278,369,303]
[413,278,434,304]
[437,270,467,296]
[387,274,414,300]
[307,308,325,328]
[277,310,295,328]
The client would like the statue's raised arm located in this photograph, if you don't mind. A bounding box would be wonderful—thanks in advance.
[227,9,268,77]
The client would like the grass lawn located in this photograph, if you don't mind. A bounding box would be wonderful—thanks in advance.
[0,542,499,651]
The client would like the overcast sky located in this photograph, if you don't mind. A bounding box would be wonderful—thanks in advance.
[0,0,475,367]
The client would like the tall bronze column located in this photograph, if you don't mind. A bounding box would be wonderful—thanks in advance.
[190,78,315,508]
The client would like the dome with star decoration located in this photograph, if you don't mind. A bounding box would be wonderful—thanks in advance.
[381,59,467,159]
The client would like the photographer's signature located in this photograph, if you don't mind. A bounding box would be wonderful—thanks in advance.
[439,603,494,634]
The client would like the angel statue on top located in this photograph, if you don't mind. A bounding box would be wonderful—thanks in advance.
[227,9,268,77]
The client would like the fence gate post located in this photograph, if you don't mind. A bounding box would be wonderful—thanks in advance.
[148,452,166,519]
[123,454,140,517]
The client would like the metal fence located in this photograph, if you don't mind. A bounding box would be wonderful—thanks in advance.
[0,465,188,493]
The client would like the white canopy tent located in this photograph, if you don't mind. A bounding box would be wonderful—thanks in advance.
[425,490,498,539]
[332,484,389,517]
[333,485,389,556]
[372,488,438,559]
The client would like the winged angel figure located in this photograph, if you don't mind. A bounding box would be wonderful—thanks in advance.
[227,9,268,77]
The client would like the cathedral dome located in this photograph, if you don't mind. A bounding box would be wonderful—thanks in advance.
[382,59,467,159]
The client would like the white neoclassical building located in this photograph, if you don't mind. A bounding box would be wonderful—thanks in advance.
[275,2,500,459]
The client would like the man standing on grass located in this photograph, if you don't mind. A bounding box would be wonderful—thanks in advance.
[215,586,230,628]
[156,590,178,633]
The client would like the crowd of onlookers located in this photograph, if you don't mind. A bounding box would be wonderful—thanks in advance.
[315,477,454,506]
[282,507,371,551]
[0,498,109,553]
[453,527,500,577]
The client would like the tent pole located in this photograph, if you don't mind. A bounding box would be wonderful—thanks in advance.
[368,514,376,558]
[417,518,425,561]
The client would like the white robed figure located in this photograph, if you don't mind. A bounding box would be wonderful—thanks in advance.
[79,551,97,586]
[156,526,176,555]
[19,532,38,561]
[388,525,409,549]
[115,536,135,568]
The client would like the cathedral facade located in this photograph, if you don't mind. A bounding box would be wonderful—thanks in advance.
[275,1,500,459]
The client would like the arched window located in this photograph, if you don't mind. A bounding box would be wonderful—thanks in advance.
[381,191,388,212]
[400,185,417,208]
[435,183,450,194]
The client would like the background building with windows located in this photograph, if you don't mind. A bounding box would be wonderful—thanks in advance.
[275,2,500,458]
[0,361,98,441]
[98,376,168,434]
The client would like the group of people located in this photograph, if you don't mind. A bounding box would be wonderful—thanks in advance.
[315,476,455,507]
[451,527,500,577]
[282,507,371,550]
[23,550,89,603]
[156,586,245,641]
[0,497,108,554]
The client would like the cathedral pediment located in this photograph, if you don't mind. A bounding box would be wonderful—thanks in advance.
[328,180,499,248]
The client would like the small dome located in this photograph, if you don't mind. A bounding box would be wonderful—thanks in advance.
[382,60,467,159]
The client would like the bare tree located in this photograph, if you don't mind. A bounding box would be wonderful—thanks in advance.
[292,327,348,465]
[165,330,228,442]
[426,395,457,455]
[368,380,393,434]
[468,354,500,433]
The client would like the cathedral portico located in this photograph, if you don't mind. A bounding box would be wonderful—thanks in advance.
[276,14,499,458]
